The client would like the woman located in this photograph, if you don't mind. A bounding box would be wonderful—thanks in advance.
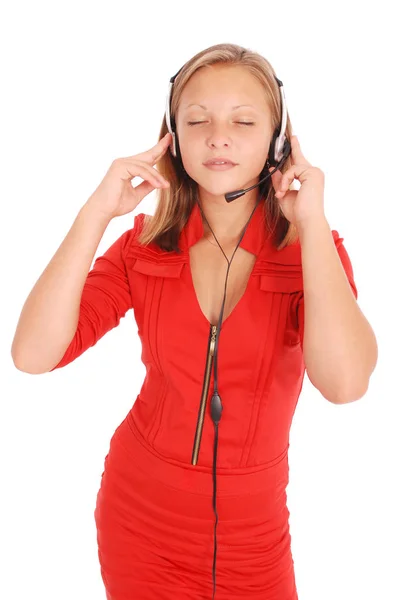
[11,43,377,599]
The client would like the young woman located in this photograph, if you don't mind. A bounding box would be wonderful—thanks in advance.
[11,43,377,600]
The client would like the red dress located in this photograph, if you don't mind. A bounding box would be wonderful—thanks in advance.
[51,200,358,599]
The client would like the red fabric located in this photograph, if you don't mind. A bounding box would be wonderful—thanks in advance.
[51,201,357,599]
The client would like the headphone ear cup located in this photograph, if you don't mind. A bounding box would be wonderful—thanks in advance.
[171,132,177,157]
[171,128,190,179]
[268,127,280,167]
[268,128,292,168]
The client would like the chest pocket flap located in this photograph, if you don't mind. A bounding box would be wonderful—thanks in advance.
[131,258,184,278]
[259,271,303,293]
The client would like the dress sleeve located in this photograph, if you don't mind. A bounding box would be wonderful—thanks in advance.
[49,222,137,371]
[296,230,358,352]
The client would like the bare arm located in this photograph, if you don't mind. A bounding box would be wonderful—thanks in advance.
[11,133,172,374]
[11,200,112,374]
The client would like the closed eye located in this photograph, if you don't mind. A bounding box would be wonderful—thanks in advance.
[187,121,255,126]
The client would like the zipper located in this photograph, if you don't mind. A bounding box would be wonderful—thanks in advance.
[191,324,217,465]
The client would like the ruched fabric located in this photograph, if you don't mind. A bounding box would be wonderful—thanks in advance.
[94,412,298,600]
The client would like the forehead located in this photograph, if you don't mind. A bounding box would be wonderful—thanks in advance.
[178,65,269,114]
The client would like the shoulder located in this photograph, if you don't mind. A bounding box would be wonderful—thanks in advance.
[123,212,152,249]
[123,212,185,270]
[133,212,151,234]
[101,213,150,264]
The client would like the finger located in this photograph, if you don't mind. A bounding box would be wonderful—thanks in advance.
[132,178,160,203]
[127,133,172,165]
[147,133,172,165]
[275,162,311,196]
[268,166,284,192]
[290,135,311,166]
[133,158,170,187]
[275,165,295,196]
[122,160,169,188]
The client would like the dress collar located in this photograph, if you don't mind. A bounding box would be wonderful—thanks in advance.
[179,199,272,256]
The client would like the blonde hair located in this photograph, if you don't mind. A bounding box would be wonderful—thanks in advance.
[138,42,298,252]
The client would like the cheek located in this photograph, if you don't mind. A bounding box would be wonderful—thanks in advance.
[242,142,270,173]
[178,134,202,169]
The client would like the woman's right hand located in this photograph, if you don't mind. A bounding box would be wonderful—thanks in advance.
[86,132,172,220]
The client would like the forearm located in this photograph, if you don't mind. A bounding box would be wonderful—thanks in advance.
[298,217,378,403]
[11,200,112,374]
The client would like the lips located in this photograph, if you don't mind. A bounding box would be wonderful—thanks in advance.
[203,158,237,165]
[203,163,237,171]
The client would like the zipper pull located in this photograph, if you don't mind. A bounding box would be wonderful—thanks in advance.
[210,325,217,356]
[210,325,222,424]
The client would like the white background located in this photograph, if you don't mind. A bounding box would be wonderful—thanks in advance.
[1,1,399,598]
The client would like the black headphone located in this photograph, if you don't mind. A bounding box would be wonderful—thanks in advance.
[164,62,292,599]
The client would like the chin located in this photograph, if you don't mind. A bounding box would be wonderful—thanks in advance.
[191,173,243,194]
[198,184,239,198]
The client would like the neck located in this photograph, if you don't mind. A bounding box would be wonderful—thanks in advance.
[197,191,260,242]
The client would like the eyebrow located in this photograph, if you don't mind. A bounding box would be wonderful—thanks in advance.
[183,103,257,110]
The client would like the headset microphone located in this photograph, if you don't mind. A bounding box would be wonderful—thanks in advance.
[224,136,291,202]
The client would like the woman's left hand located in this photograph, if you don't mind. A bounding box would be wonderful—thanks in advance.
[269,135,326,229]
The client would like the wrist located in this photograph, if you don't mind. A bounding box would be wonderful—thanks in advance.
[296,214,330,241]
[82,197,113,226]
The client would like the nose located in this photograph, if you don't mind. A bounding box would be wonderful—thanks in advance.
[206,123,232,149]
